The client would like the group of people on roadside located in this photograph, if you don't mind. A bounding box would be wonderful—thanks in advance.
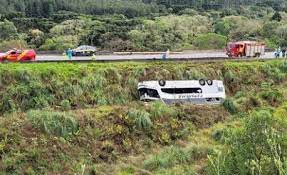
[275,47,286,58]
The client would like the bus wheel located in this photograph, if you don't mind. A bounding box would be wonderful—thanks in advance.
[206,79,213,86]
[199,79,206,86]
[159,79,166,86]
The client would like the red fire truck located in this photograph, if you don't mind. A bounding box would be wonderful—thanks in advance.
[226,41,265,58]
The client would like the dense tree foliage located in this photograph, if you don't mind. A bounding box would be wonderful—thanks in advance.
[0,0,287,51]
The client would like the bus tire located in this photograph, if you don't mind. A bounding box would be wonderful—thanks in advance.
[206,79,213,86]
[199,79,206,86]
[159,79,166,86]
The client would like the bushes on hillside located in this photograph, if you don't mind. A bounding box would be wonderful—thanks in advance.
[39,35,78,51]
[207,109,287,175]
[128,15,211,51]
[0,20,18,40]
[193,33,227,50]
[0,40,28,52]
[0,60,286,114]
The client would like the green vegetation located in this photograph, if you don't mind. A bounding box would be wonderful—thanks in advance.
[0,59,287,174]
[207,108,287,175]
[0,60,285,113]
[28,110,79,138]
[0,0,286,51]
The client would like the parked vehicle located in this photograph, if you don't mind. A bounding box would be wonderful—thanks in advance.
[226,41,265,58]
[72,45,97,56]
[138,79,226,105]
[0,49,36,62]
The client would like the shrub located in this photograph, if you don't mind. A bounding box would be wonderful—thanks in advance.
[60,100,71,111]
[28,110,79,138]
[223,70,239,93]
[149,101,177,119]
[223,99,237,114]
[223,70,235,82]
[127,109,152,130]
[0,97,16,113]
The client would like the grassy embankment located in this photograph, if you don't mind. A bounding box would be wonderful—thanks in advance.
[0,60,287,174]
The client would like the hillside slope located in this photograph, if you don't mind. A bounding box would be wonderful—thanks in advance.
[0,60,287,174]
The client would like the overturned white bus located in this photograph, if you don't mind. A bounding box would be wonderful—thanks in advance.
[138,79,226,105]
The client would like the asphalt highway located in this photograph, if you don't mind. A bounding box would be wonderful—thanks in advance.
[36,51,275,62]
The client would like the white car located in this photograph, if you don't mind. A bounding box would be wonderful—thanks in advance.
[72,45,97,56]
[138,79,226,105]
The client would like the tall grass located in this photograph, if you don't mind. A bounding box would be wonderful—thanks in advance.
[144,146,191,171]
[149,101,177,119]
[144,145,210,172]
[260,82,283,105]
[127,109,153,130]
[28,110,79,138]
[261,63,286,83]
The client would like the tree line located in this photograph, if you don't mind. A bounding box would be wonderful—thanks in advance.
[0,0,286,18]
[0,0,287,51]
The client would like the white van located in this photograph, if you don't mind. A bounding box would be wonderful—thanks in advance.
[138,79,226,105]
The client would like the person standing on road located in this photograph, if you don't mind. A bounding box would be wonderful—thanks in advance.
[275,47,281,58]
[282,47,286,58]
[166,49,170,59]
[67,48,73,60]
[162,49,170,60]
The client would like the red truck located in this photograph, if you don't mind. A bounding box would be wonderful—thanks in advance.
[226,41,265,58]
